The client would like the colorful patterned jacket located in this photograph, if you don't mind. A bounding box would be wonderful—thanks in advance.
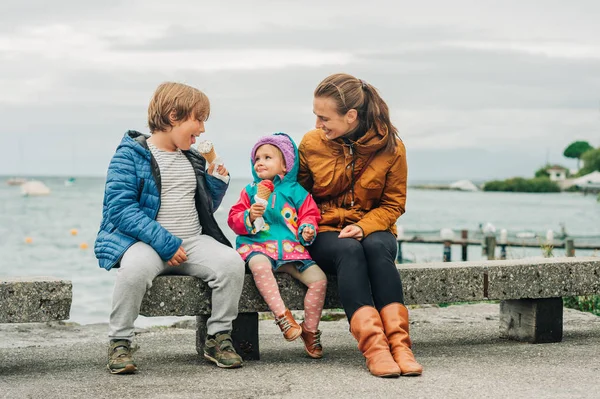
[228,133,320,262]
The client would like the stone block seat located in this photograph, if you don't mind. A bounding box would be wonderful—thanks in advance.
[140,257,600,360]
[0,277,72,323]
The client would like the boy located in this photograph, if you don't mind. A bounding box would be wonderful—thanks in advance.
[94,82,245,373]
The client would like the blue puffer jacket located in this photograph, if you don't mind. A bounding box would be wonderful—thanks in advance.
[94,130,231,270]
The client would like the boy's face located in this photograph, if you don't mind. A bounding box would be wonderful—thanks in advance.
[254,144,286,181]
[313,96,358,140]
[170,115,205,151]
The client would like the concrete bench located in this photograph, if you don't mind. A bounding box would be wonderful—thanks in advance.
[0,277,72,323]
[140,257,600,360]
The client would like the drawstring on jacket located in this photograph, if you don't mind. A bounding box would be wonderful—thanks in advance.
[342,139,357,208]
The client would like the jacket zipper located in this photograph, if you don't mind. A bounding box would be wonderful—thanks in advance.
[342,143,356,208]
[136,179,145,203]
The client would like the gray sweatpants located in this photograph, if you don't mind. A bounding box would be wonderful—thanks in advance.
[108,235,245,340]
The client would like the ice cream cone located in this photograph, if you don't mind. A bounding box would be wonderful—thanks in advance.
[257,180,274,200]
[257,186,272,200]
[197,140,217,164]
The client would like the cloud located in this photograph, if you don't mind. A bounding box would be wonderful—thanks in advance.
[398,108,599,151]
[1,1,599,178]
[445,40,600,60]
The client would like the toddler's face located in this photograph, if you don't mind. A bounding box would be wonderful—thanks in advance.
[253,144,286,180]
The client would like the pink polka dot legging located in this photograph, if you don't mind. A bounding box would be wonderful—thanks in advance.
[248,256,327,332]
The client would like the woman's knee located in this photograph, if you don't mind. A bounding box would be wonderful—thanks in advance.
[361,232,396,258]
[333,239,365,262]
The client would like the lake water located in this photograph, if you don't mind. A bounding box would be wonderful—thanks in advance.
[1,176,599,327]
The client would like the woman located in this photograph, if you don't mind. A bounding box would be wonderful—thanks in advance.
[298,73,422,378]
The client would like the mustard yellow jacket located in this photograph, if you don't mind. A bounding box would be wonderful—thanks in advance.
[298,127,407,238]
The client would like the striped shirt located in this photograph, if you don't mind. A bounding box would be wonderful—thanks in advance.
[148,142,202,238]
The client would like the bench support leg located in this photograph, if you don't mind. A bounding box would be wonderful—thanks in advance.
[232,312,260,361]
[499,298,563,343]
[196,312,260,361]
[195,315,209,357]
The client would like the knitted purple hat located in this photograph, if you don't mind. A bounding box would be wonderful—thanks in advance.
[251,133,295,172]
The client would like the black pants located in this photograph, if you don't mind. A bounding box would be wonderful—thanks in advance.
[307,231,404,320]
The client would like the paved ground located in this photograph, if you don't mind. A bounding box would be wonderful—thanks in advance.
[1,303,600,399]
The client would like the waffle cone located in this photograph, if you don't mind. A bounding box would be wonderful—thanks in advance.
[257,185,272,200]
[201,147,217,164]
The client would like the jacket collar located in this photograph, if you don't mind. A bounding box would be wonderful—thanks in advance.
[320,125,388,156]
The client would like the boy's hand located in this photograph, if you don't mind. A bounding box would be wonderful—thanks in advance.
[167,246,187,266]
[207,163,228,176]
[249,203,266,223]
[302,226,315,242]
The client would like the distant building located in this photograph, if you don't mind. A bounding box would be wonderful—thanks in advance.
[545,165,568,181]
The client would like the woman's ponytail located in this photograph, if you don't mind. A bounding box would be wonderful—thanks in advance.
[314,73,399,152]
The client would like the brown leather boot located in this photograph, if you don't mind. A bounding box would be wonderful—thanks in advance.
[349,306,401,378]
[274,309,302,341]
[300,322,323,359]
[380,303,423,376]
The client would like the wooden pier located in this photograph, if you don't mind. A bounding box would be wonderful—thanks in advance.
[396,229,598,263]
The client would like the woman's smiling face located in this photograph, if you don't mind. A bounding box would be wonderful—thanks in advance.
[313,96,358,140]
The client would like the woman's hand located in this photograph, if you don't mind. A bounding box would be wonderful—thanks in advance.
[207,163,228,176]
[249,203,266,223]
[167,246,187,266]
[338,225,364,240]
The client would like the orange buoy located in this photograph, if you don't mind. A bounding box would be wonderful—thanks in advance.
[79,242,89,250]
[25,237,33,244]
[70,228,79,236]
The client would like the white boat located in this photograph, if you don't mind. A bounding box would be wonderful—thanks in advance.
[6,177,27,186]
[21,180,51,196]
[449,180,480,192]
[572,171,600,189]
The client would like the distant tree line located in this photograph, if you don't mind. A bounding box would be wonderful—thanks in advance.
[483,177,561,193]
[483,140,599,193]
[571,144,600,176]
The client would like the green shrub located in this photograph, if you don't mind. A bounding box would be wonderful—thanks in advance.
[482,180,506,191]
[563,296,600,316]
[534,166,550,178]
[483,177,560,193]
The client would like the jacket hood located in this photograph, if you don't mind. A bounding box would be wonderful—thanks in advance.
[250,132,299,185]
[118,130,152,159]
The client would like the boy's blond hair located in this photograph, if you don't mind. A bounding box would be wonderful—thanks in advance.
[148,82,210,133]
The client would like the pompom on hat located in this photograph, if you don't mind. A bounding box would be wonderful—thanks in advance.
[251,133,295,172]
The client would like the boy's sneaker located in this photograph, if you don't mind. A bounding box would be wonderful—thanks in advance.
[203,332,243,369]
[107,339,137,374]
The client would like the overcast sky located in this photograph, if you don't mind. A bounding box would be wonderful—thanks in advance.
[1,0,599,181]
